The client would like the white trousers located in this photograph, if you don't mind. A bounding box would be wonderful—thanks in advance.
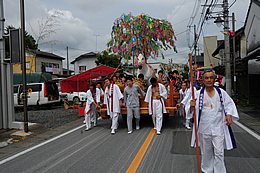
[199,133,226,173]
[152,100,163,133]
[110,112,119,130]
[180,104,185,117]
[185,119,190,128]
[85,111,92,129]
[127,107,140,132]
[90,104,98,126]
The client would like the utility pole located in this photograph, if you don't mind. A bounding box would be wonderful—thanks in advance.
[224,0,232,96]
[0,0,5,129]
[20,0,28,132]
[232,12,236,101]
[94,35,100,52]
[66,46,69,74]
[194,25,197,81]
[132,54,135,76]
[194,25,197,66]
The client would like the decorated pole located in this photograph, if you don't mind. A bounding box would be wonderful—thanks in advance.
[189,53,201,173]
[107,13,177,68]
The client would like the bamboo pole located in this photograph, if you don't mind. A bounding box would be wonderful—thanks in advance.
[189,53,201,173]
[170,83,173,107]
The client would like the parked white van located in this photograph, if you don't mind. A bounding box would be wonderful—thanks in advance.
[13,82,60,110]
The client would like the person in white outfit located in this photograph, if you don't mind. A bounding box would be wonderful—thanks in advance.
[188,70,239,173]
[177,81,191,129]
[144,78,167,135]
[124,77,145,134]
[177,80,196,129]
[96,82,104,120]
[84,84,100,131]
[103,77,123,134]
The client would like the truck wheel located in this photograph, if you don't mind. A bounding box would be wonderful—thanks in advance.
[121,114,127,122]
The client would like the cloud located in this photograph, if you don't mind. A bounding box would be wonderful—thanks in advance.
[67,0,119,14]
[38,9,96,69]
[4,0,251,70]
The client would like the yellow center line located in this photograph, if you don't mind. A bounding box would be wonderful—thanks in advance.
[126,128,156,173]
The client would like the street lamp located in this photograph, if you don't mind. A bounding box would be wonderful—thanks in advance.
[214,16,224,28]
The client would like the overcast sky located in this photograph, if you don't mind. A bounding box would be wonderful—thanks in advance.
[4,0,250,69]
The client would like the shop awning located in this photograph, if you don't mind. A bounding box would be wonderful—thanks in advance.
[60,65,119,92]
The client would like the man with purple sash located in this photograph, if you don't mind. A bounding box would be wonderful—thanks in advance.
[187,70,239,173]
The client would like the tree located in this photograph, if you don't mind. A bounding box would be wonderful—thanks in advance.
[95,50,121,68]
[107,13,177,62]
[4,25,38,58]
[29,11,63,45]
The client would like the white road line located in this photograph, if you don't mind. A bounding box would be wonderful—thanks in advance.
[0,124,85,165]
[234,121,260,141]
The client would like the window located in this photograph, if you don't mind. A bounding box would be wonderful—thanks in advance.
[19,84,42,93]
[41,62,60,74]
[21,62,31,70]
[26,62,30,69]
[27,84,42,92]
[41,62,47,72]
[13,85,19,93]
[79,66,86,71]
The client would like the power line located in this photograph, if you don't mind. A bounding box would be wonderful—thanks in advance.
[187,0,201,27]
[176,29,189,36]
[68,47,92,52]
[229,0,237,9]
[173,18,190,26]
[186,0,202,48]
[168,0,187,21]
[164,49,190,56]
[190,0,217,54]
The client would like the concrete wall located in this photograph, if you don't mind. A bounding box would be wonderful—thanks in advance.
[203,36,219,67]
[1,63,22,129]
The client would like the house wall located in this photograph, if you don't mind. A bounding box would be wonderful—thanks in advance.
[237,74,249,100]
[13,52,63,76]
[240,34,247,59]
[13,56,36,73]
[36,56,63,75]
[244,2,260,53]
[249,74,260,104]
[203,36,219,67]
[74,56,97,74]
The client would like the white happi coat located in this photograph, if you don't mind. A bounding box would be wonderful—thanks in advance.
[85,88,100,114]
[104,84,123,115]
[186,87,239,150]
[144,83,167,115]
[181,86,197,119]
[99,88,104,95]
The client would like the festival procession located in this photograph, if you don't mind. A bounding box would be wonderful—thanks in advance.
[1,1,260,173]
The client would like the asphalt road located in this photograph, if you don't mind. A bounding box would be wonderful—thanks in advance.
[1,115,260,173]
